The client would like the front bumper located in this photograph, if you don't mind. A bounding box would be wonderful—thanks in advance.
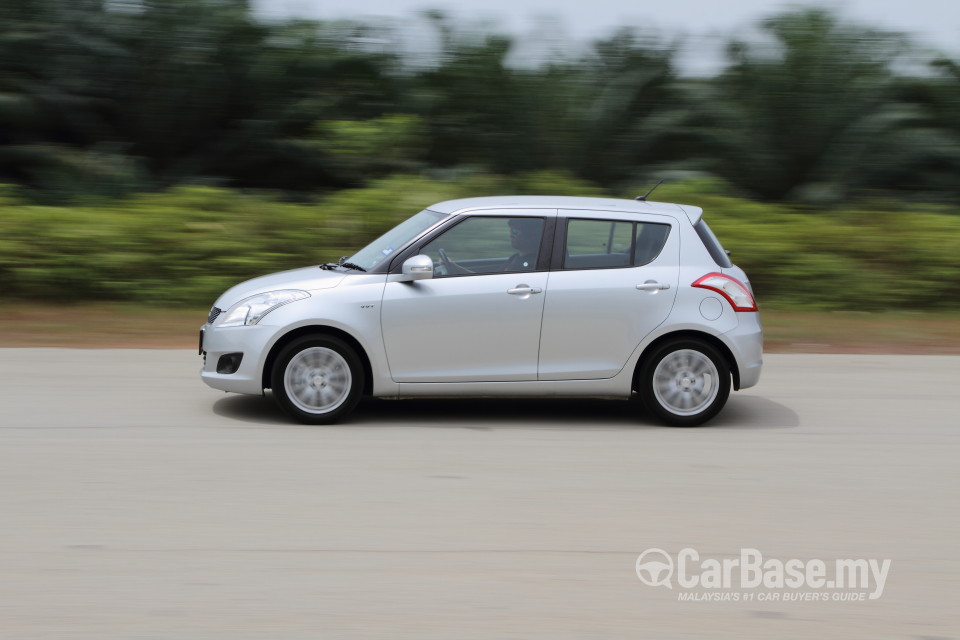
[199,323,280,395]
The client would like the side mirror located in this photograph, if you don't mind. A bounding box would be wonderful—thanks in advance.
[396,254,434,282]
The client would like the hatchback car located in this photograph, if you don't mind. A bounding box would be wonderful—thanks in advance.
[200,196,762,426]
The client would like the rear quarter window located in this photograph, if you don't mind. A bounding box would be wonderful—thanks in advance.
[694,219,732,268]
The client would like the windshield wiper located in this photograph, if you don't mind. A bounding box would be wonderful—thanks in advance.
[319,257,367,272]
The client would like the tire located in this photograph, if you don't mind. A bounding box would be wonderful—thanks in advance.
[638,338,731,427]
[271,335,364,424]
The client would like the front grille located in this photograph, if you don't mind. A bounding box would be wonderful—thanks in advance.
[207,306,222,324]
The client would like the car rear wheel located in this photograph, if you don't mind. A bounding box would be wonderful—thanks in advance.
[271,335,364,424]
[638,338,730,427]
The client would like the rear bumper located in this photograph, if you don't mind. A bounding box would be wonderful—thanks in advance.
[721,313,763,390]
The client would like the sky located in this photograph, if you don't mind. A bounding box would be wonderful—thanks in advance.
[252,0,960,67]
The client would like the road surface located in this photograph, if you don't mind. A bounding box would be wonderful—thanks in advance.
[0,350,957,639]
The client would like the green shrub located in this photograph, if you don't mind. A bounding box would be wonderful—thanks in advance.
[1,176,958,309]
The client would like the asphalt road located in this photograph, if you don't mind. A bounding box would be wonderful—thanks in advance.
[0,349,957,639]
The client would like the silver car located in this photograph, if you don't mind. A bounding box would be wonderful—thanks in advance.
[200,196,762,426]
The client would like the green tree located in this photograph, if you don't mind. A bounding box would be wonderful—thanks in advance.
[865,57,960,199]
[566,29,678,186]
[0,0,142,198]
[696,8,908,201]
[409,14,543,173]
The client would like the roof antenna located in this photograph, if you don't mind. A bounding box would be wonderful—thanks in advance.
[635,179,664,202]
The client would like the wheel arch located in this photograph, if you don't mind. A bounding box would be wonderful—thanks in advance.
[262,325,374,396]
[633,330,741,391]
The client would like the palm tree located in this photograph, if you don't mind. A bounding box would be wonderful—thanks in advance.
[692,8,908,201]
[0,0,128,195]
[862,57,960,200]
[567,28,679,186]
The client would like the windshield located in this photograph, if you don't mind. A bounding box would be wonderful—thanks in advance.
[347,209,447,271]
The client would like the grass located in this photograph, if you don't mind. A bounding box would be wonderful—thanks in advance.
[1,303,958,353]
[758,308,960,354]
[0,303,204,349]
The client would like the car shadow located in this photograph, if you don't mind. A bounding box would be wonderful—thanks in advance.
[700,395,800,429]
[212,393,798,430]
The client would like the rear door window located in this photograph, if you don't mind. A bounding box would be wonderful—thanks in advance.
[562,219,670,269]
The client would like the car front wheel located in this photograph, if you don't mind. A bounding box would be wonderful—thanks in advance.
[271,335,364,424]
[638,338,730,427]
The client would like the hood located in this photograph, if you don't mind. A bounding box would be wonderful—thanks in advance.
[214,266,346,309]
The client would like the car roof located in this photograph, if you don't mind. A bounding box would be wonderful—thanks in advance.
[428,195,703,225]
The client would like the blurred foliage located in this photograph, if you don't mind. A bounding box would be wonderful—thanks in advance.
[1,175,958,309]
[0,172,589,304]
[1,2,959,311]
[640,179,960,310]
[309,114,427,183]
[2,1,960,201]
[689,9,910,201]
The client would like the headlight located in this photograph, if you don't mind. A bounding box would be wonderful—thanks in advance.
[218,290,310,327]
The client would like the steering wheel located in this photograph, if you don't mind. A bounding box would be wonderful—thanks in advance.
[438,248,453,275]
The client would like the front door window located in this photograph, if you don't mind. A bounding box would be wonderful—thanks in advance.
[420,216,546,276]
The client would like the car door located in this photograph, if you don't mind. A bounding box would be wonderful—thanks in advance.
[380,212,554,382]
[537,211,679,380]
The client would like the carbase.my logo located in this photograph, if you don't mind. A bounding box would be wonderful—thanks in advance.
[635,547,892,601]
[635,548,674,588]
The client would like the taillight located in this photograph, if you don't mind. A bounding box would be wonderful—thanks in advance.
[692,273,758,312]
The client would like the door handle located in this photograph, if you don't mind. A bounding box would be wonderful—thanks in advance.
[507,286,542,295]
[636,282,670,291]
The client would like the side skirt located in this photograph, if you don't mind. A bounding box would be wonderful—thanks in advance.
[391,377,632,399]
